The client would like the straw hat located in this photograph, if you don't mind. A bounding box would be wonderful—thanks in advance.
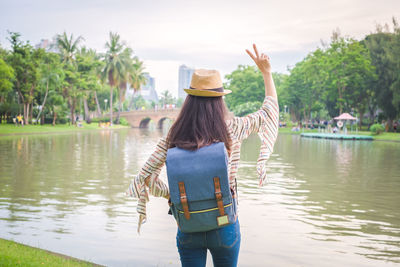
[184,69,232,97]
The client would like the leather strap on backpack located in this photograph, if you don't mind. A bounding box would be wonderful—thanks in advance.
[178,182,190,220]
[213,177,225,216]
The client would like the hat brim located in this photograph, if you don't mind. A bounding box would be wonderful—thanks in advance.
[184,88,232,97]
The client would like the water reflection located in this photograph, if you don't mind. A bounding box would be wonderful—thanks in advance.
[274,134,400,263]
[0,131,399,266]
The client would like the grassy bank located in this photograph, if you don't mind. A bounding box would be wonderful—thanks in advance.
[278,127,400,142]
[0,238,101,267]
[0,122,130,136]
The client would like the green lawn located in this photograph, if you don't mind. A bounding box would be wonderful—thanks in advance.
[0,122,130,136]
[0,238,101,267]
[278,127,400,142]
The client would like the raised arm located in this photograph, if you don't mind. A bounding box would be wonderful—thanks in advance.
[227,44,279,141]
[246,44,277,100]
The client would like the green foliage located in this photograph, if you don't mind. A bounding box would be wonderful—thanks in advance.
[224,65,264,109]
[231,101,262,116]
[1,20,400,129]
[279,112,292,127]
[176,98,184,108]
[0,102,19,116]
[55,31,84,64]
[101,32,147,123]
[279,33,376,122]
[119,117,129,126]
[0,58,14,97]
[159,90,175,106]
[0,30,147,125]
[370,123,385,135]
[364,19,400,127]
[132,95,147,109]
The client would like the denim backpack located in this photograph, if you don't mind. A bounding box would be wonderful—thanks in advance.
[166,142,237,233]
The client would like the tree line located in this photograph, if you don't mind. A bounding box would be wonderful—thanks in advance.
[0,31,149,126]
[224,18,400,131]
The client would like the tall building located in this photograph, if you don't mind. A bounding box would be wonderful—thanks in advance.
[126,72,158,103]
[35,38,58,53]
[178,65,195,100]
[139,73,158,102]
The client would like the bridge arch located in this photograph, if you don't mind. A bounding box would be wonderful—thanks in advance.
[157,117,174,129]
[139,117,152,128]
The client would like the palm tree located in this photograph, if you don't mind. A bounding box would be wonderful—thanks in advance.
[55,31,84,125]
[115,47,133,123]
[159,90,174,108]
[36,61,61,123]
[101,32,126,126]
[128,59,147,110]
[55,32,84,64]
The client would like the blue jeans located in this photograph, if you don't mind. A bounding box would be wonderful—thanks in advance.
[176,219,241,267]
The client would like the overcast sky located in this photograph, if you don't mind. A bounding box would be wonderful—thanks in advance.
[1,0,399,97]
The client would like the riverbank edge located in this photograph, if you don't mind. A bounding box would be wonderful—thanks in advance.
[0,123,130,137]
[0,238,104,267]
[1,124,399,142]
[278,127,400,142]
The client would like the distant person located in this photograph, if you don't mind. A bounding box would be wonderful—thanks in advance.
[17,114,23,127]
[333,126,338,133]
[13,117,17,126]
[394,121,398,133]
[126,44,279,267]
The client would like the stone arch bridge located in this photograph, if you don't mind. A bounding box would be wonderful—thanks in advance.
[113,109,181,128]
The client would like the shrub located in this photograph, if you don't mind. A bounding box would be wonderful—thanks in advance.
[56,117,68,124]
[370,123,385,135]
[119,117,129,126]
[91,117,110,123]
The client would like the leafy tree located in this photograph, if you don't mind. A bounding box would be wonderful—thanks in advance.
[76,47,102,123]
[35,52,63,124]
[324,32,376,122]
[47,91,65,125]
[131,94,147,110]
[280,32,376,124]
[364,19,400,130]
[7,32,45,124]
[0,58,14,103]
[224,65,264,110]
[224,65,286,115]
[391,19,400,112]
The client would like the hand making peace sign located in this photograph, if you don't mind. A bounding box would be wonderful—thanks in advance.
[246,44,271,75]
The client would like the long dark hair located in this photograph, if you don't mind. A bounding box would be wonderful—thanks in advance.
[166,95,232,155]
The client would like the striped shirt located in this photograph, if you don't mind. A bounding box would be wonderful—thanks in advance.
[127,96,279,232]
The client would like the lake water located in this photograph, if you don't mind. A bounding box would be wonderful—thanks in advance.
[0,129,399,266]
